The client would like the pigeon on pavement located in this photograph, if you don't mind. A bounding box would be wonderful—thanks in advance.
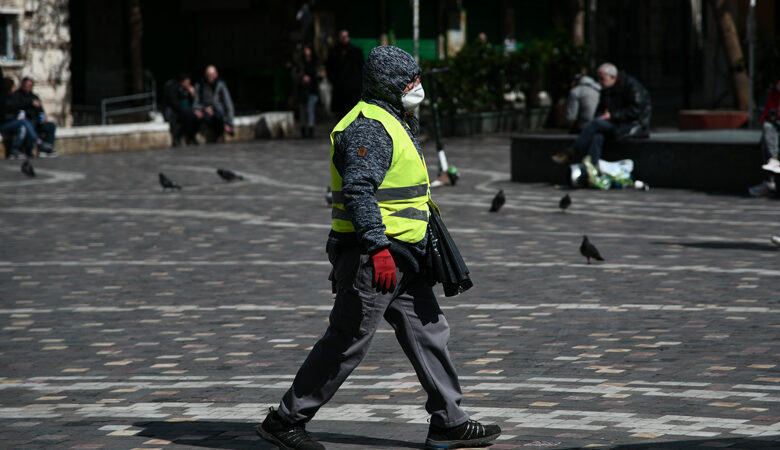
[159,172,181,191]
[580,235,604,264]
[559,193,571,212]
[21,160,35,177]
[489,189,505,212]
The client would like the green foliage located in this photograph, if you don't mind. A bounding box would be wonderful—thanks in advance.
[421,29,587,115]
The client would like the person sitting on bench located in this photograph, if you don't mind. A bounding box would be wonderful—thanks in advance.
[554,62,652,169]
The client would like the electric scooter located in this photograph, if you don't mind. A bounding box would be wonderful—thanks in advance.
[424,67,459,187]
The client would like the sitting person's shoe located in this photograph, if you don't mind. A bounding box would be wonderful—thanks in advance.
[551,150,573,164]
[425,419,501,449]
[38,150,59,158]
[749,180,776,197]
[8,150,25,160]
[762,158,780,174]
[256,407,324,450]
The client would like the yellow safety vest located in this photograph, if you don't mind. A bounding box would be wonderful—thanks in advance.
[330,101,434,245]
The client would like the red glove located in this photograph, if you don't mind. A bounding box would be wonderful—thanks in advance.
[370,248,396,293]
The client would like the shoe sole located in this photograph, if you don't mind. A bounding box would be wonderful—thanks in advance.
[425,431,501,449]
[255,424,295,450]
[763,165,780,174]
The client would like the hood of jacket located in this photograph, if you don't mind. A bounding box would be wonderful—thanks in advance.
[577,75,601,92]
[361,46,421,117]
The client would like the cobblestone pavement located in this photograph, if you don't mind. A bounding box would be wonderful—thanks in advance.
[1,133,779,450]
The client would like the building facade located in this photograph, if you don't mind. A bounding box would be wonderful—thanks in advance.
[0,0,71,126]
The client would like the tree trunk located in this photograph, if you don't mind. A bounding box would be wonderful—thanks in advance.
[572,0,585,47]
[709,0,749,110]
[587,0,597,72]
[126,0,143,94]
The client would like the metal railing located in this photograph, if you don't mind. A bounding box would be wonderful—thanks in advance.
[100,79,157,124]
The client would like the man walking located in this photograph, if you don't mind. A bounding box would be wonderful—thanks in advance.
[257,46,501,450]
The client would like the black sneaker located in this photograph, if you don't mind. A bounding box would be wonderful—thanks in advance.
[425,419,501,449]
[255,407,324,450]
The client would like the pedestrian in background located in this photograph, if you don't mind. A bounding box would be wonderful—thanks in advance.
[296,45,322,138]
[326,29,363,117]
[257,45,501,450]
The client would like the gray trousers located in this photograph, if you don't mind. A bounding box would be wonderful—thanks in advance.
[277,249,469,428]
[763,121,779,160]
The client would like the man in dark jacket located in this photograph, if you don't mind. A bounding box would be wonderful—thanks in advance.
[326,29,364,117]
[257,46,501,450]
[6,77,58,157]
[194,65,234,141]
[570,63,651,167]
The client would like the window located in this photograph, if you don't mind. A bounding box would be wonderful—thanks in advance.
[0,14,14,59]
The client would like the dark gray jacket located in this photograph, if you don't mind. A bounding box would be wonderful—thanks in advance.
[327,46,426,269]
[194,78,235,126]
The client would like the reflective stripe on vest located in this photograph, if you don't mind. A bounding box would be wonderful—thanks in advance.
[330,101,433,244]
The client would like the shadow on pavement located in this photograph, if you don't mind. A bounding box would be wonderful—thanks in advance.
[558,435,780,449]
[668,241,778,252]
[133,420,265,449]
[132,420,422,449]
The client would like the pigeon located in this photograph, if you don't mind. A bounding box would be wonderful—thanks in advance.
[489,189,505,212]
[159,172,181,191]
[559,193,571,212]
[325,186,333,205]
[217,168,244,181]
[580,235,604,264]
[21,160,35,177]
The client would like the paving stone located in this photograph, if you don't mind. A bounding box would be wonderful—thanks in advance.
[0,135,778,449]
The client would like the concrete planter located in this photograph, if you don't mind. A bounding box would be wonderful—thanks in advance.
[678,110,749,130]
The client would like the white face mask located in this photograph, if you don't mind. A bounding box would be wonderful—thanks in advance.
[401,84,425,111]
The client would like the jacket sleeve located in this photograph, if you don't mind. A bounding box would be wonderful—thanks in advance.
[594,91,606,118]
[192,83,203,111]
[565,87,580,123]
[165,84,184,114]
[334,118,393,253]
[610,78,649,123]
[33,94,44,115]
[5,91,26,115]
[219,82,235,125]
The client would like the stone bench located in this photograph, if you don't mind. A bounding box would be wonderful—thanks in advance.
[2,111,294,156]
[510,130,765,191]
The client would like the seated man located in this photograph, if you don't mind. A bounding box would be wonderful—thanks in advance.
[554,63,652,177]
[163,73,201,146]
[6,77,58,157]
[749,79,780,196]
[194,65,234,141]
